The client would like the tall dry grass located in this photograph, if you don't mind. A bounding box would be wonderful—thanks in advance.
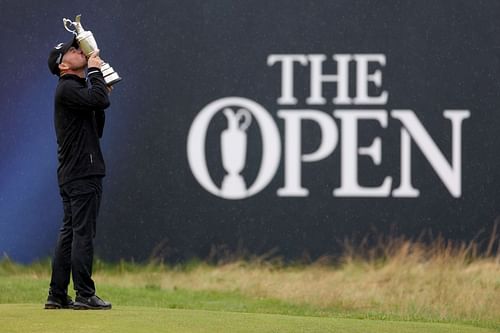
[92,228,500,324]
[2,226,499,325]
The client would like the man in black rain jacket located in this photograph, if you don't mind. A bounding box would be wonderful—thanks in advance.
[45,37,112,310]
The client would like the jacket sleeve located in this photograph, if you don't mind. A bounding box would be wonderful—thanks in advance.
[61,67,110,111]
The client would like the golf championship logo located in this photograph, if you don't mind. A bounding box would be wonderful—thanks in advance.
[187,54,470,200]
[187,97,281,199]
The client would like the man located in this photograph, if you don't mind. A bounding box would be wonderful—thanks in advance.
[45,36,112,310]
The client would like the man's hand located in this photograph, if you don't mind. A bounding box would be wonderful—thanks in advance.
[88,50,103,68]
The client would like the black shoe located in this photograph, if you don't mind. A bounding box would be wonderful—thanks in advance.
[44,294,74,309]
[73,295,112,310]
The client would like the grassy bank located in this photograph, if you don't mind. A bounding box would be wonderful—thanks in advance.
[1,236,499,331]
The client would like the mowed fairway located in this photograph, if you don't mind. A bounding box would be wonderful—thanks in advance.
[1,304,497,333]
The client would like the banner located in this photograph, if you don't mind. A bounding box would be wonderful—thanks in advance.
[1,1,499,262]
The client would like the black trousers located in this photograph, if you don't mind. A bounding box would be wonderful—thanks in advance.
[49,176,102,298]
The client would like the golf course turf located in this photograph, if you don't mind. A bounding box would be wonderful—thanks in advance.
[2,304,498,333]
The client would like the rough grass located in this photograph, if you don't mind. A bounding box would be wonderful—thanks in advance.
[1,233,499,331]
[109,234,499,328]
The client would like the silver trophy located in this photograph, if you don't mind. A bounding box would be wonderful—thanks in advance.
[63,14,122,86]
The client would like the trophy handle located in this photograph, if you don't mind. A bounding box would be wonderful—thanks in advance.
[236,109,252,131]
[63,18,77,35]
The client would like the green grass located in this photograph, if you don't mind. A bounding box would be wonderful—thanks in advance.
[2,305,498,333]
[1,256,499,332]
[0,276,322,316]
[1,275,498,332]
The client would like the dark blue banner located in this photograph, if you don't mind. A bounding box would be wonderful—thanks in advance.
[1,1,499,262]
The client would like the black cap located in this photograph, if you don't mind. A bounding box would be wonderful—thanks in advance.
[47,36,78,76]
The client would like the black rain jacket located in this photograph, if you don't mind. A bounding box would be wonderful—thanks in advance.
[54,67,110,186]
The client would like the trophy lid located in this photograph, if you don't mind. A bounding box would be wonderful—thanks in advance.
[74,15,84,34]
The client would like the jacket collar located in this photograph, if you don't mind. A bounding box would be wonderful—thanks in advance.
[59,74,86,84]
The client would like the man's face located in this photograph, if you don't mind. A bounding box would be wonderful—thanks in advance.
[60,46,86,71]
